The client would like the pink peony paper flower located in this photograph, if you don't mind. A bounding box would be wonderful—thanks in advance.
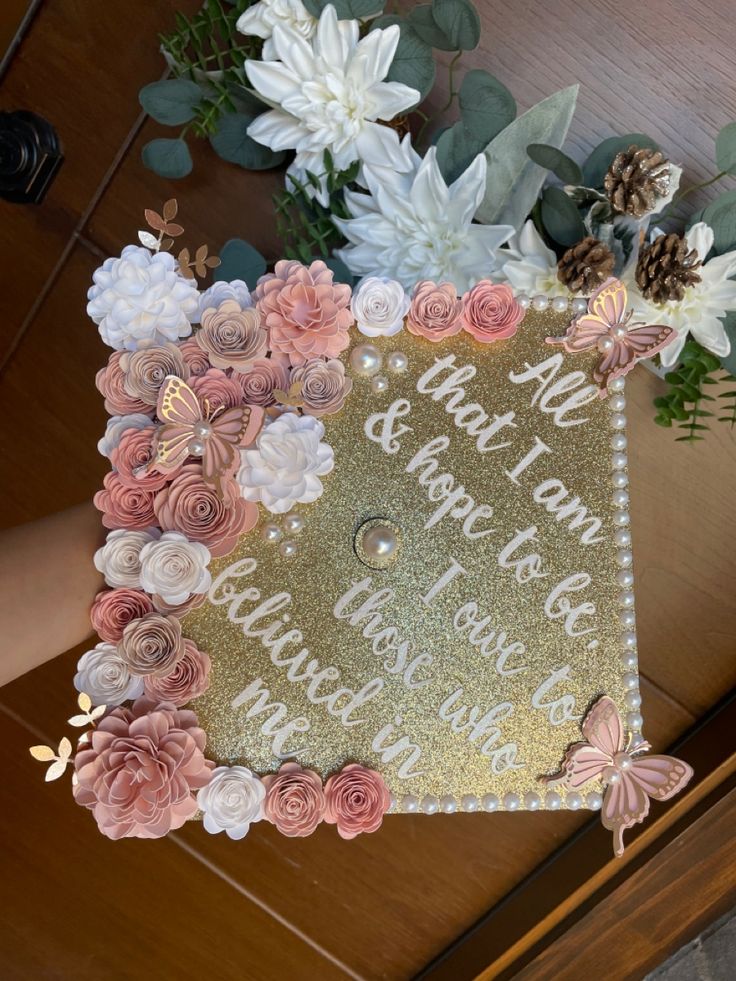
[324,763,391,839]
[119,612,185,678]
[90,588,155,643]
[290,357,353,416]
[261,761,326,837]
[94,470,157,530]
[235,356,290,408]
[96,351,153,416]
[144,639,211,707]
[179,337,212,377]
[109,425,169,491]
[191,368,244,411]
[196,300,268,371]
[255,259,353,365]
[461,281,525,343]
[406,280,464,342]
[154,463,257,558]
[73,696,214,839]
[119,339,189,406]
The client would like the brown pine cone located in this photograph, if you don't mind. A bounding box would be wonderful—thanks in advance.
[635,232,702,303]
[557,236,616,294]
[604,145,671,217]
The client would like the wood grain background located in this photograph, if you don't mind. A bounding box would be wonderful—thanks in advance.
[1,2,735,978]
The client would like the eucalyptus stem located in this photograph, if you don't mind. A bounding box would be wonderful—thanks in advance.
[439,51,462,115]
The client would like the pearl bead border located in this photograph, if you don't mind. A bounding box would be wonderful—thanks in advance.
[384,291,642,815]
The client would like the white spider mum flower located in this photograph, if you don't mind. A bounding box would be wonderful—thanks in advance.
[334,146,514,293]
[245,5,419,204]
[237,0,317,60]
[500,220,570,298]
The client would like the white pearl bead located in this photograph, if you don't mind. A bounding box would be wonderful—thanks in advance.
[613,510,630,527]
[626,712,643,731]
[612,489,630,507]
[614,529,631,547]
[619,590,635,608]
[279,539,298,559]
[609,394,626,412]
[608,377,625,392]
[545,790,562,810]
[460,794,478,812]
[387,351,408,373]
[610,412,626,430]
[440,795,457,814]
[503,792,520,811]
[389,793,397,811]
[187,438,205,457]
[571,297,588,314]
[619,609,636,628]
[617,569,634,588]
[551,295,569,312]
[598,336,615,353]
[622,671,638,690]
[283,512,304,534]
[481,793,499,812]
[566,792,583,810]
[622,630,637,648]
[421,795,439,815]
[611,433,628,452]
[523,792,541,810]
[350,343,382,377]
[516,293,531,310]
[625,690,642,709]
[193,420,212,438]
[621,650,638,668]
[586,791,603,810]
[262,522,282,543]
[402,794,419,813]
[602,765,618,784]
[532,294,549,311]
[362,524,398,560]
[612,453,628,471]
[612,472,629,490]
[617,549,633,567]
[371,374,389,394]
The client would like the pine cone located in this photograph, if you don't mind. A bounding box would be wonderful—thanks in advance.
[604,145,671,217]
[557,236,616,294]
[635,232,702,303]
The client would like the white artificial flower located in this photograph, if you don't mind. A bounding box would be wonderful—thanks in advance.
[237,0,317,60]
[87,245,199,351]
[196,279,253,322]
[198,766,266,840]
[138,531,212,606]
[629,221,736,368]
[351,276,410,337]
[98,414,155,460]
[238,413,334,513]
[94,528,161,589]
[245,5,419,204]
[74,643,144,707]
[500,220,570,298]
[334,146,514,292]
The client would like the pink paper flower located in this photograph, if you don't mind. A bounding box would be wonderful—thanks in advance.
[290,357,353,416]
[96,351,153,416]
[90,588,155,643]
[144,639,211,707]
[179,338,212,377]
[119,340,189,406]
[119,612,185,678]
[255,259,353,366]
[324,763,391,839]
[191,368,244,411]
[462,281,525,343]
[94,470,157,530]
[109,425,169,491]
[73,696,214,839]
[261,761,326,837]
[151,591,207,618]
[154,463,257,558]
[235,356,290,408]
[406,280,464,342]
[196,300,268,371]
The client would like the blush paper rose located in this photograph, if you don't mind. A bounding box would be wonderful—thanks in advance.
[178,337,212,377]
[324,764,391,839]
[119,612,185,678]
[406,280,464,341]
[290,357,352,416]
[96,351,153,417]
[461,281,525,343]
[235,356,290,408]
[109,425,168,491]
[119,339,189,406]
[73,697,214,839]
[191,368,244,411]
[196,299,268,371]
[261,762,326,837]
[74,642,144,706]
[98,413,154,460]
[90,588,155,643]
[144,639,211,707]
[94,471,157,530]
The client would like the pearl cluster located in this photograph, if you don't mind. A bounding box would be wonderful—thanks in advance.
[392,788,603,814]
[515,292,587,316]
[349,343,408,395]
[261,511,304,559]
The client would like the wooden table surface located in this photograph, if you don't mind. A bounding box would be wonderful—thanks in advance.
[1,2,735,979]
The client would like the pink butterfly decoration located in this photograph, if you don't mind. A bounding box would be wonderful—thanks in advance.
[138,375,264,499]
[541,695,693,857]
[546,278,675,397]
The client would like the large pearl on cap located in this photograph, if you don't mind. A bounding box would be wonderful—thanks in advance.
[387,351,408,373]
[355,518,401,570]
[350,343,382,377]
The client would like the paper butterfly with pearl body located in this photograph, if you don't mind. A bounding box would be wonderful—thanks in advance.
[546,278,675,396]
[542,696,693,856]
[138,375,264,498]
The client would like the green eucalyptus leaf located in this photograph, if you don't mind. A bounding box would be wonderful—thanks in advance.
[435,122,484,183]
[581,133,659,189]
[431,0,481,50]
[475,85,579,231]
[715,122,736,174]
[139,79,203,125]
[215,238,267,287]
[382,21,435,103]
[407,4,455,50]
[210,113,287,169]
[702,191,736,255]
[459,69,515,144]
[141,138,193,179]
[527,143,582,185]
[303,0,383,17]
[719,312,736,375]
[324,255,355,285]
[540,186,586,246]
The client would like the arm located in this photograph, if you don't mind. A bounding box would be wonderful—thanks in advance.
[0,502,104,688]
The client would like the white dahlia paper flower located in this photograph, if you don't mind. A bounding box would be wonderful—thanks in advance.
[196,278,253,322]
[93,528,161,589]
[244,5,419,204]
[334,146,514,292]
[238,413,334,513]
[98,413,155,460]
[87,245,200,351]
[237,0,317,60]
[351,276,410,337]
[198,765,266,839]
[74,643,145,707]
[499,220,570,298]
[138,531,212,607]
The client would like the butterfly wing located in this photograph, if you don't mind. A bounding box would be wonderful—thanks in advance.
[541,740,613,788]
[582,696,625,756]
[595,324,675,395]
[588,278,628,326]
[146,423,195,474]
[601,769,651,857]
[202,405,265,497]
[629,754,694,801]
[157,375,202,426]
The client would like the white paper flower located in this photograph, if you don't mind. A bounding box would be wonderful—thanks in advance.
[87,245,199,351]
[629,222,736,368]
[198,765,266,840]
[138,531,212,606]
[238,413,334,513]
[98,414,155,460]
[244,5,419,204]
[74,643,145,707]
[94,528,161,589]
[334,146,514,292]
[196,278,253,322]
[500,220,570,298]
[237,0,317,59]
[351,276,410,337]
